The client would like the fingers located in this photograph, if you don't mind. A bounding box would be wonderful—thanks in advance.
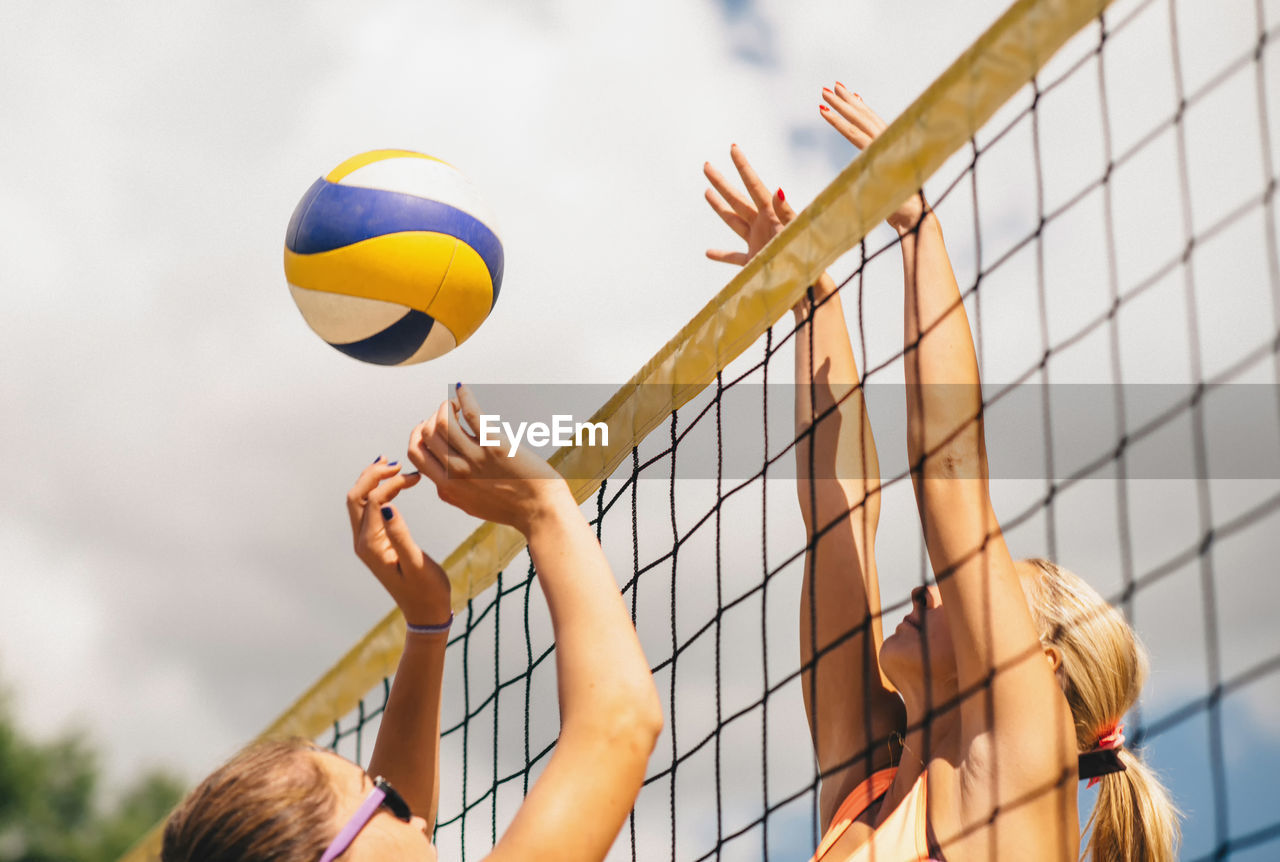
[372,497,426,577]
[453,383,485,439]
[426,400,457,472]
[409,401,453,475]
[347,457,406,536]
[835,83,889,131]
[407,420,436,475]
[409,387,489,491]
[704,187,750,239]
[729,143,775,212]
[703,158,756,222]
[366,469,422,508]
[820,85,888,151]
[706,248,749,266]
[820,98,873,150]
[446,388,482,460]
[447,402,481,463]
[773,189,797,225]
[355,470,422,570]
[414,434,448,488]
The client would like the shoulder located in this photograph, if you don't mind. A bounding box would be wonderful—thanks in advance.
[958,691,1077,792]
[935,733,1079,862]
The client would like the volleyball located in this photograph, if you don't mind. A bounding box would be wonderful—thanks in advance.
[283,150,504,366]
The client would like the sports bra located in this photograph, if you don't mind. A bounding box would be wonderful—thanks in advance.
[810,767,940,862]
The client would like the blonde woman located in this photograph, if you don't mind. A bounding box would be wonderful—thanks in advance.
[162,386,661,861]
[704,85,1180,861]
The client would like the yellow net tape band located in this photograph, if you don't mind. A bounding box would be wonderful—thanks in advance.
[121,0,1108,857]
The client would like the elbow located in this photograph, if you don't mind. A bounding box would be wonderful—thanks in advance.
[909,421,986,482]
[625,685,664,754]
[922,447,983,480]
[572,683,664,760]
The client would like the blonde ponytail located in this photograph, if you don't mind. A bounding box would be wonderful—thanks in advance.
[1021,559,1182,862]
[1087,745,1181,862]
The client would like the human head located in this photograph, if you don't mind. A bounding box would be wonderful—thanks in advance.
[162,738,336,862]
[161,739,435,862]
[1018,558,1181,862]
[879,582,956,708]
[878,558,1180,861]
[313,751,436,861]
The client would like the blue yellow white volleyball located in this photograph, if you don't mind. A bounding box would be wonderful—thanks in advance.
[283,150,504,365]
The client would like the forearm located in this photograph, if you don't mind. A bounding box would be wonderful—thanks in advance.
[900,212,985,477]
[483,492,659,862]
[793,274,859,433]
[793,273,882,529]
[793,272,883,630]
[793,275,898,793]
[898,213,1042,685]
[369,630,449,832]
[525,491,661,739]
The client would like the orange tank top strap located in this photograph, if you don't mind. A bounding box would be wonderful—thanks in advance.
[811,768,940,862]
[810,768,897,861]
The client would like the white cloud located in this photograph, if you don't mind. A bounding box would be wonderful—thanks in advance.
[2,0,1278,852]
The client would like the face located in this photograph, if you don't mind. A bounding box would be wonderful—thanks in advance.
[317,752,437,862]
[879,563,1061,703]
[880,584,957,701]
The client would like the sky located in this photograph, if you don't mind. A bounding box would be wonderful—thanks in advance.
[2,0,1279,858]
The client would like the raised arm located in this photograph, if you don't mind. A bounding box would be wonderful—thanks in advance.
[792,269,903,824]
[833,90,1075,837]
[408,386,662,862]
[347,459,451,832]
[704,143,899,827]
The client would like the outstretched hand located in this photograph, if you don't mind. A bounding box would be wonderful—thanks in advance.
[704,144,797,267]
[407,384,571,536]
[347,458,452,627]
[819,83,925,234]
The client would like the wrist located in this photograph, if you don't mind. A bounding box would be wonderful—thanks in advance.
[401,599,454,631]
[405,612,454,637]
[889,196,931,236]
[890,215,920,236]
[515,479,575,537]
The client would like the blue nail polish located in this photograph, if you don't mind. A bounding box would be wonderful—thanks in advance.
[455,381,462,390]
[387,460,398,468]
[373,455,382,463]
[381,506,394,521]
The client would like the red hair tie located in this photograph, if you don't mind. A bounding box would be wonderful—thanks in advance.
[1080,721,1126,789]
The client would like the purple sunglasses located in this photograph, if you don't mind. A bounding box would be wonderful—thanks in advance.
[318,775,413,862]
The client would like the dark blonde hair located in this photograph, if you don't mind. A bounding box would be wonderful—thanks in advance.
[162,738,336,862]
[1022,558,1182,862]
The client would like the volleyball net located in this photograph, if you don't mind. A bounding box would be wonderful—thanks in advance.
[124,0,1280,858]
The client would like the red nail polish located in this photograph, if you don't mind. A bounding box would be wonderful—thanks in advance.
[822,86,832,94]
[836,81,847,90]
[777,188,785,202]
[819,104,830,112]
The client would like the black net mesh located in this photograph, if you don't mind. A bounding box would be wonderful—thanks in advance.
[324,1,1280,859]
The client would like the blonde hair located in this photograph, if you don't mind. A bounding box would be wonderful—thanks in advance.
[1022,558,1182,862]
[162,738,336,862]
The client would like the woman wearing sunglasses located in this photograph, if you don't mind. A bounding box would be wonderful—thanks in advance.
[162,385,663,861]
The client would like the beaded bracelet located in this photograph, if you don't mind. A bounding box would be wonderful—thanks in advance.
[406,614,454,636]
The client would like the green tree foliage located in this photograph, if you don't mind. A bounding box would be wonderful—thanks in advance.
[0,691,182,862]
